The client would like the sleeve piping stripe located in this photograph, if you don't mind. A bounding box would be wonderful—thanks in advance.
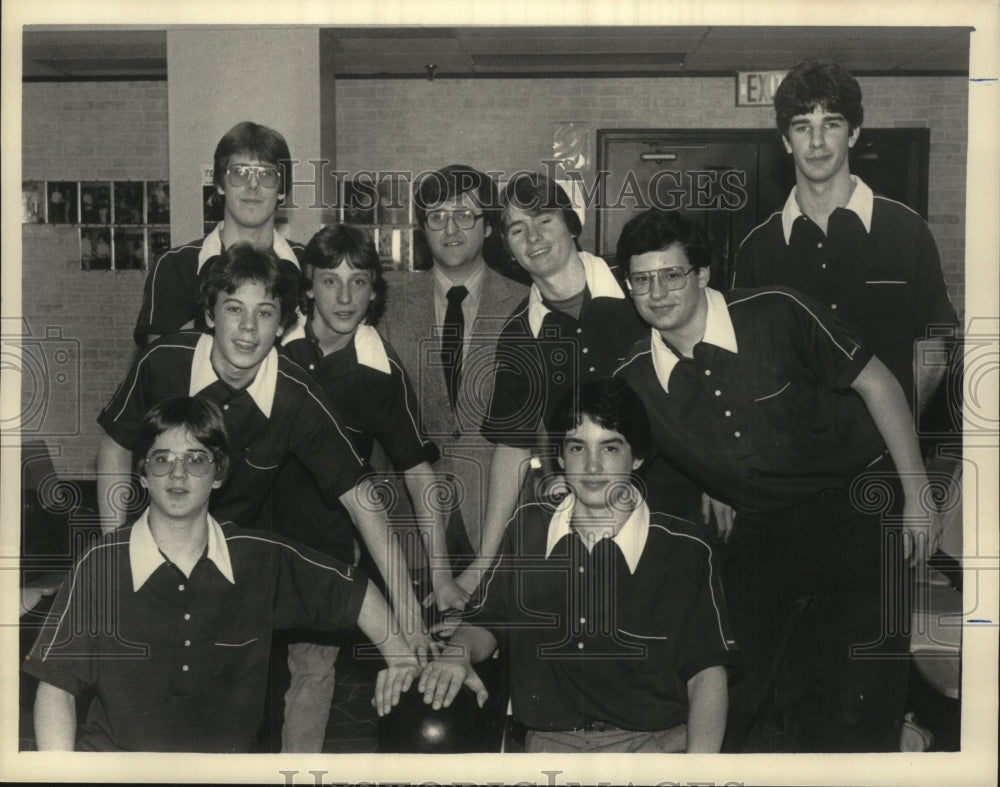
[144,244,201,327]
[276,369,364,466]
[226,533,355,580]
[612,349,651,378]
[727,290,860,360]
[651,523,734,652]
[872,194,922,219]
[38,541,124,661]
[736,211,782,252]
[108,343,195,422]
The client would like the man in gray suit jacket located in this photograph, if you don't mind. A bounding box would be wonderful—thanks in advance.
[379,165,527,611]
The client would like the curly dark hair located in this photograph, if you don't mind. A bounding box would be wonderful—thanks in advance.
[200,243,300,333]
[616,209,713,275]
[774,59,864,137]
[548,378,651,462]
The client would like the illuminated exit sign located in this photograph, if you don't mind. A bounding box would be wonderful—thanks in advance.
[736,71,787,106]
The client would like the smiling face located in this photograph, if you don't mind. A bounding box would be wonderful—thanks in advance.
[558,415,642,518]
[307,259,375,353]
[423,191,491,277]
[783,106,859,187]
[217,153,281,233]
[206,279,283,387]
[140,427,222,523]
[629,243,710,341]
[503,205,577,280]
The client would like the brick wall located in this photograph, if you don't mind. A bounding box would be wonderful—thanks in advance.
[20,81,168,476]
[335,75,967,319]
[19,74,968,476]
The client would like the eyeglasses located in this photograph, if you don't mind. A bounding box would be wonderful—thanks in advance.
[626,267,697,295]
[226,164,281,189]
[425,209,484,231]
[145,450,216,477]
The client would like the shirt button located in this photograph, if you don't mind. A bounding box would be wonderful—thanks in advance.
[184,640,191,647]
[576,328,582,334]
[714,390,721,397]
[182,665,189,672]
[223,404,229,411]
[704,369,711,376]
[184,613,191,621]
[588,367,595,373]
[451,430,460,440]
[734,431,742,438]
[821,263,827,269]
[725,410,732,417]
[578,566,585,574]
[831,304,838,310]
[577,642,585,650]
[309,364,315,370]
[579,617,586,625]
[582,347,589,354]
[817,242,823,249]
[178,584,185,591]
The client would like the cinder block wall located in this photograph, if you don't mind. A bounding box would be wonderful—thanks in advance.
[20,81,168,476]
[335,75,966,319]
[20,74,968,475]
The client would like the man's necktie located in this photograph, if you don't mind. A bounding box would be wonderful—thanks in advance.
[442,285,469,410]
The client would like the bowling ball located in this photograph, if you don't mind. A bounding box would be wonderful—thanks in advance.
[376,682,501,753]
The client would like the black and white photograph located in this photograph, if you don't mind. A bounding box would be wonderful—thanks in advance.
[202,183,225,234]
[79,181,110,224]
[113,227,145,270]
[147,179,170,224]
[22,180,44,223]
[45,180,75,224]
[2,3,997,786]
[112,180,144,225]
[79,227,111,270]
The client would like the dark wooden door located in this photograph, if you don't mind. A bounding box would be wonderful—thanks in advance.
[597,128,929,289]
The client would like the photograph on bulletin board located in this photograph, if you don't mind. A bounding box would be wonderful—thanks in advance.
[203,185,225,234]
[22,181,45,224]
[114,228,146,270]
[147,180,170,224]
[80,182,111,224]
[377,175,410,225]
[343,177,378,226]
[150,229,171,262]
[80,228,112,270]
[113,181,145,225]
[46,181,76,224]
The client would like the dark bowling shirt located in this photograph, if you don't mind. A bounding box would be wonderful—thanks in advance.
[276,322,440,561]
[22,511,368,752]
[733,177,958,405]
[614,287,886,514]
[133,222,304,344]
[482,251,703,517]
[465,493,738,732]
[98,331,364,532]
[281,322,439,471]
[481,251,646,449]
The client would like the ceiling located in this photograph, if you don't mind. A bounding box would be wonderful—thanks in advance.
[23,26,971,81]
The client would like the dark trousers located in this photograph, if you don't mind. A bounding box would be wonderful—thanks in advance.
[722,460,911,752]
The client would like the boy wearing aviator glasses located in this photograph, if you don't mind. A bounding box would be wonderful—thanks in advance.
[134,121,304,345]
[613,209,939,753]
[25,397,419,752]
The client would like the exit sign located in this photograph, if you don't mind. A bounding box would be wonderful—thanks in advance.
[736,71,787,106]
